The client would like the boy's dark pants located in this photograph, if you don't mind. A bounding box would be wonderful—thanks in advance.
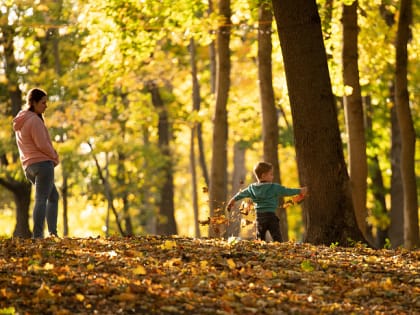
[256,212,282,242]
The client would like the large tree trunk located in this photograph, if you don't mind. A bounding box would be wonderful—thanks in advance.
[394,0,419,249]
[0,24,32,238]
[342,0,369,241]
[272,0,366,246]
[257,1,287,241]
[0,179,32,238]
[209,0,231,236]
[148,81,177,235]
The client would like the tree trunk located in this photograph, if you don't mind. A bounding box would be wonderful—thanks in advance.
[61,174,69,236]
[190,127,200,237]
[394,0,419,249]
[148,81,177,235]
[1,25,22,116]
[390,103,404,248]
[209,0,231,236]
[208,0,216,94]
[0,179,32,238]
[272,0,366,246]
[190,38,201,237]
[89,146,125,236]
[118,151,134,237]
[364,96,388,248]
[369,155,388,248]
[226,142,246,237]
[342,0,369,240]
[257,1,287,241]
[0,24,32,238]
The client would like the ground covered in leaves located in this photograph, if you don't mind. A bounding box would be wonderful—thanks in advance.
[0,236,419,315]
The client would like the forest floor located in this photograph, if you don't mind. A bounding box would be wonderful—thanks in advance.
[0,236,419,315]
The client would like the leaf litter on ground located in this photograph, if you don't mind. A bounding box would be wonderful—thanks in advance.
[0,236,419,315]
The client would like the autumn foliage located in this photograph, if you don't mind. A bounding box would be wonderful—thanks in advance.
[1,236,419,314]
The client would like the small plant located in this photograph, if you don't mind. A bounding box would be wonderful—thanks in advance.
[330,242,339,249]
[384,238,392,249]
[347,238,367,248]
[301,259,315,272]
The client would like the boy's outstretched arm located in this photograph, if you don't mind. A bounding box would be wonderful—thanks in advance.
[292,186,308,203]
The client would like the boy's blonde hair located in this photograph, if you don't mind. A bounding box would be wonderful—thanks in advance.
[253,162,273,180]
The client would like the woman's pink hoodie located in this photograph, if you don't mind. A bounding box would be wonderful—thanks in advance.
[13,110,59,169]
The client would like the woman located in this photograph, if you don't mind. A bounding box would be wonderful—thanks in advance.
[13,88,60,238]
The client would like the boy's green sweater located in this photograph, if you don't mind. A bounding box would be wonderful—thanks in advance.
[233,182,301,213]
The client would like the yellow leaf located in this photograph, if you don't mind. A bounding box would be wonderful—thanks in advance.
[365,256,379,263]
[43,263,54,270]
[160,240,177,250]
[227,258,236,270]
[200,260,208,269]
[75,293,85,302]
[36,283,55,300]
[113,293,137,302]
[163,258,182,268]
[86,264,95,270]
[133,266,147,275]
[381,277,393,289]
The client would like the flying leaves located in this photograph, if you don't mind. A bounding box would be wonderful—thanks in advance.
[0,236,419,314]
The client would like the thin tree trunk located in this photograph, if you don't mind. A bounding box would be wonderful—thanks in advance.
[364,96,388,248]
[118,152,133,236]
[226,142,246,237]
[148,81,177,235]
[208,0,216,94]
[394,0,419,249]
[88,145,125,236]
[190,38,201,237]
[61,174,69,236]
[258,0,287,241]
[390,102,404,248]
[342,0,369,240]
[190,127,200,237]
[209,0,231,236]
[272,0,366,246]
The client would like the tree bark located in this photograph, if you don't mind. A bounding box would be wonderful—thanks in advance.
[272,0,366,246]
[257,1,287,241]
[208,0,217,94]
[394,0,419,249]
[390,103,404,248]
[342,0,369,241]
[148,81,177,236]
[226,142,246,237]
[364,96,388,248]
[190,38,201,237]
[0,23,32,238]
[209,0,231,236]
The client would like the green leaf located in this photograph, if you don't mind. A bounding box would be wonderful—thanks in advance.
[301,259,314,272]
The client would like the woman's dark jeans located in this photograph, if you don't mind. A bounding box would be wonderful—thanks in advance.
[25,161,59,238]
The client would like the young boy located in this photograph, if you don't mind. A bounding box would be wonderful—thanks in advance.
[227,161,307,242]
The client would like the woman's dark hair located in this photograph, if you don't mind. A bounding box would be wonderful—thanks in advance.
[26,88,47,111]
[26,88,47,120]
